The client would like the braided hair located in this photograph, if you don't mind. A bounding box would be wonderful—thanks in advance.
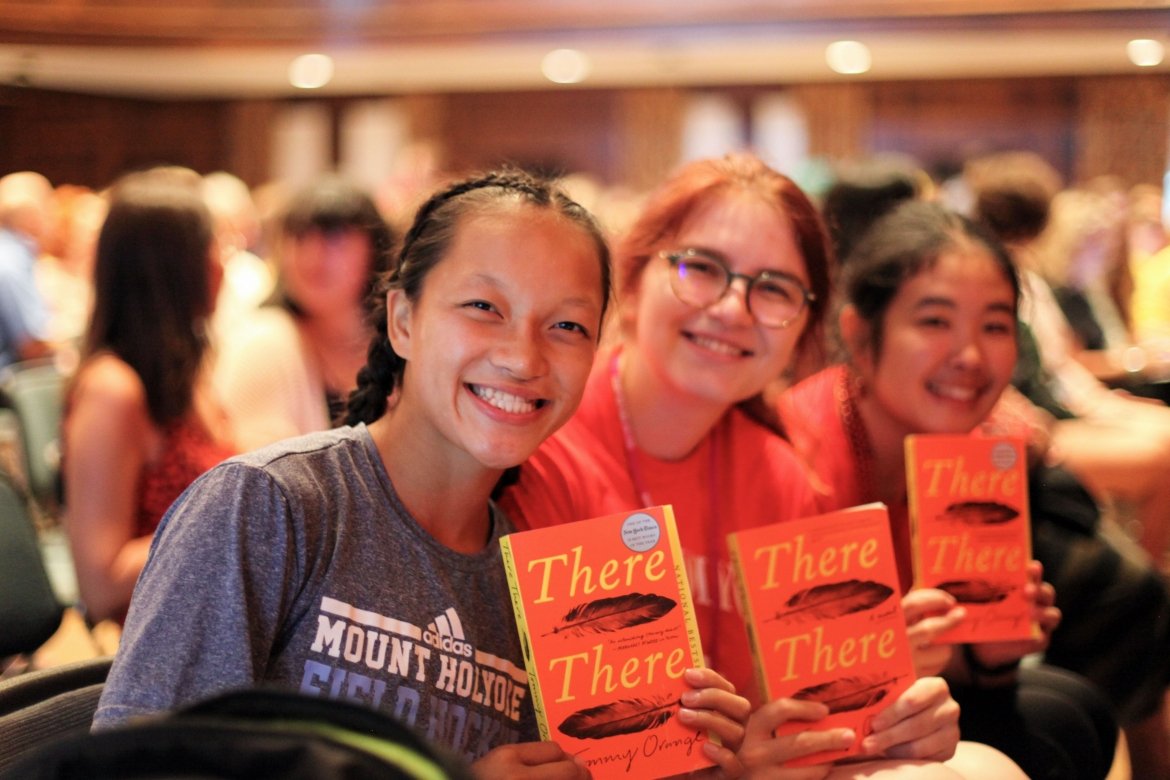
[343,169,612,427]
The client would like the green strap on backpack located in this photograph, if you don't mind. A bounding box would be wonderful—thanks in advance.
[2,688,475,779]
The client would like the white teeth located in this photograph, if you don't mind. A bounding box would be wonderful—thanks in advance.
[690,334,743,356]
[471,385,539,414]
[930,382,978,401]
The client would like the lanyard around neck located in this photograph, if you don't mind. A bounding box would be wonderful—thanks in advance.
[609,350,724,505]
[609,350,724,667]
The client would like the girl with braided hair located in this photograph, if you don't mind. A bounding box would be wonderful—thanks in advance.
[500,154,1026,777]
[96,169,751,778]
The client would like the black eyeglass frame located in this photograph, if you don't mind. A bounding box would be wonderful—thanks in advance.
[659,248,816,329]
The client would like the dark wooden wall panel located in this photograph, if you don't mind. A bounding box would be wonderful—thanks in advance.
[1076,75,1170,187]
[0,87,232,189]
[1,74,1166,192]
[868,77,1079,179]
[115,100,231,177]
[0,89,118,188]
[436,89,621,182]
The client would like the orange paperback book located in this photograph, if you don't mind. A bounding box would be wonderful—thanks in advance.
[905,434,1037,644]
[499,505,712,779]
[728,503,915,767]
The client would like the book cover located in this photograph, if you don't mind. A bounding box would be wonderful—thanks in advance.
[727,503,916,767]
[499,505,712,779]
[905,434,1038,644]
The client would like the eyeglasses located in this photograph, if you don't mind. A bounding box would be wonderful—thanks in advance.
[660,248,815,329]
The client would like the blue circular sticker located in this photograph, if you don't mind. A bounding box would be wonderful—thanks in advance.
[990,441,1018,470]
[621,512,661,552]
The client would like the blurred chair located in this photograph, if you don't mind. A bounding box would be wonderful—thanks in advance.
[0,655,112,773]
[0,473,64,663]
[0,358,65,520]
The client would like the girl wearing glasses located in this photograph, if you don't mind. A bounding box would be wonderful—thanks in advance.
[500,154,1023,777]
[97,170,750,778]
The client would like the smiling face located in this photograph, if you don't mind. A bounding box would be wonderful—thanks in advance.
[850,246,1019,441]
[625,190,811,409]
[387,203,604,471]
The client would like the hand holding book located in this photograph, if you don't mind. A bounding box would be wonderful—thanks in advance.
[858,675,961,761]
[904,434,1063,692]
[739,698,855,770]
[729,503,949,767]
[903,562,1060,685]
[905,435,1040,646]
[900,588,962,678]
[738,675,961,770]
[500,505,749,779]
[471,741,589,780]
[955,560,1061,685]
[675,667,750,777]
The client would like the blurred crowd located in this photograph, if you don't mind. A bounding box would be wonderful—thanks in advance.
[2,148,1170,778]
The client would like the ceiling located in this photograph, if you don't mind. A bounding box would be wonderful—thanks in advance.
[0,1,1167,98]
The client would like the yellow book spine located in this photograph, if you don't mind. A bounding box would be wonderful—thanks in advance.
[903,436,926,588]
[660,506,705,670]
[498,535,550,741]
[726,533,771,703]
[661,505,720,748]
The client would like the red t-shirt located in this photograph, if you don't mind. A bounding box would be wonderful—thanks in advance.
[778,364,1036,593]
[500,350,819,704]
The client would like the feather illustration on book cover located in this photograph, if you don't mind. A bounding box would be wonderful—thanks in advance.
[906,435,1038,644]
[499,505,711,779]
[728,503,916,767]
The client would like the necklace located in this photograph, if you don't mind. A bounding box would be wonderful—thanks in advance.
[609,350,724,668]
[610,351,655,507]
[837,368,877,502]
[609,352,723,507]
[839,367,915,590]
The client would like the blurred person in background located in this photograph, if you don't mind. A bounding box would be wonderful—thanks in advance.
[1129,182,1170,354]
[501,153,1027,778]
[968,152,1170,775]
[63,167,235,625]
[819,157,1170,779]
[1126,182,1168,264]
[780,200,1122,780]
[0,171,55,371]
[202,171,275,347]
[1031,183,1167,389]
[36,184,106,374]
[215,176,394,451]
[820,155,928,263]
[968,151,1170,566]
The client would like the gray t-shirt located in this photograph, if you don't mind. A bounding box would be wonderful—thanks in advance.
[94,424,536,763]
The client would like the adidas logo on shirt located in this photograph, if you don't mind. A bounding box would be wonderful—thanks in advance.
[423,607,473,658]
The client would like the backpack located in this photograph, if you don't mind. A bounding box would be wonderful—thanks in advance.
[1,688,474,779]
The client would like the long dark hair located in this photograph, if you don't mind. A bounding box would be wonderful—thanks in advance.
[273,176,396,317]
[84,168,215,425]
[343,169,612,427]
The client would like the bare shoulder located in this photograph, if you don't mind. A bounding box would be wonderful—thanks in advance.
[70,354,151,424]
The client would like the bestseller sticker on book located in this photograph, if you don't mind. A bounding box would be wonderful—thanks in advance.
[906,434,1038,644]
[728,503,917,767]
[499,505,712,780]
